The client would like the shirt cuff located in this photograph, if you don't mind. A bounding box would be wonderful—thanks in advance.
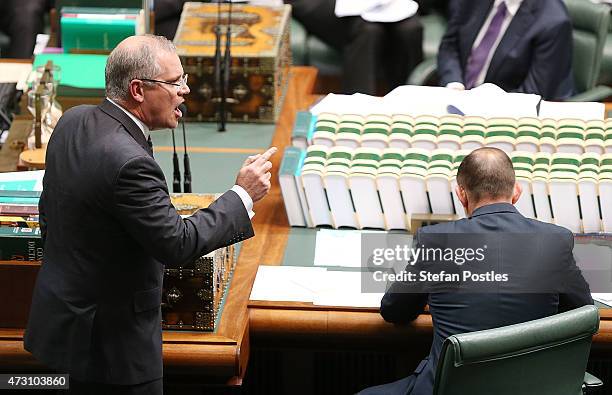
[231,185,255,219]
[446,82,465,91]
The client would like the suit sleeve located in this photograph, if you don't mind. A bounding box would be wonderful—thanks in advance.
[559,232,593,312]
[514,17,574,100]
[379,229,428,324]
[112,155,254,267]
[437,0,468,86]
[38,190,47,245]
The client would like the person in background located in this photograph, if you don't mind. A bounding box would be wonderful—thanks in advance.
[359,147,592,394]
[0,0,53,58]
[287,0,424,95]
[437,0,574,100]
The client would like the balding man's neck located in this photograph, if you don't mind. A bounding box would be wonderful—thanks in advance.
[467,197,513,217]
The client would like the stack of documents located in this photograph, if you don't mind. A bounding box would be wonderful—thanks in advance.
[279,145,612,233]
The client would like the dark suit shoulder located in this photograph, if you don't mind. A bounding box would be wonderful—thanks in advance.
[533,0,571,28]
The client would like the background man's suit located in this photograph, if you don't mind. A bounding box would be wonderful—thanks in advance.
[24,99,254,385]
[437,0,575,100]
[286,0,424,95]
[364,203,592,395]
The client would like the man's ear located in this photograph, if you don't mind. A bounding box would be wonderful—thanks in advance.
[511,182,522,204]
[128,80,145,103]
[455,185,468,209]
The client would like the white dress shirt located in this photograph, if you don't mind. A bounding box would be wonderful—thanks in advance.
[106,97,255,219]
[447,0,524,90]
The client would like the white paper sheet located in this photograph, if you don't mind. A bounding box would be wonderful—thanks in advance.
[334,0,389,17]
[0,62,33,91]
[538,100,605,120]
[313,229,363,268]
[592,294,612,307]
[249,265,327,302]
[313,271,384,307]
[250,265,384,307]
[362,0,418,23]
[383,83,540,118]
[310,93,386,116]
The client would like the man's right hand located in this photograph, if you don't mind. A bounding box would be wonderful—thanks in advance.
[235,147,277,203]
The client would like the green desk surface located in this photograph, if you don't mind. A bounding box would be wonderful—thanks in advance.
[151,122,275,193]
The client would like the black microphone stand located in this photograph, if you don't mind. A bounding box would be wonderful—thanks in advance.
[218,0,233,132]
[171,128,181,193]
[179,104,192,193]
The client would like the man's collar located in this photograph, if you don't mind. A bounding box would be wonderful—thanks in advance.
[106,97,150,139]
[470,202,519,218]
[495,0,523,16]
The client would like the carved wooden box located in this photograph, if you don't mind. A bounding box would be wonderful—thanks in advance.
[173,2,291,123]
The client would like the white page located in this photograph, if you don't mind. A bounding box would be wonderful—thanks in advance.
[249,265,327,302]
[0,62,33,91]
[538,100,605,120]
[383,85,465,116]
[362,0,418,23]
[314,229,363,267]
[313,271,384,307]
[334,0,389,17]
[310,93,386,116]
[592,294,612,307]
[455,83,540,118]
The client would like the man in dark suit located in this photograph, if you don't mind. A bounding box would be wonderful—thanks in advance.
[359,147,592,394]
[24,35,276,394]
[437,0,574,100]
[287,0,424,95]
[0,0,53,58]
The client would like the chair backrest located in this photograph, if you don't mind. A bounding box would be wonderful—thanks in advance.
[433,305,599,395]
[564,0,610,93]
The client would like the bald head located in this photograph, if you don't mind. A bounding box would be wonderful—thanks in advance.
[105,35,176,102]
[456,147,515,204]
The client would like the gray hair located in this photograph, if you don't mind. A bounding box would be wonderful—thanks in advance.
[105,35,177,102]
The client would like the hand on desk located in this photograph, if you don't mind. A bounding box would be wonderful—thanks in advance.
[236,146,277,203]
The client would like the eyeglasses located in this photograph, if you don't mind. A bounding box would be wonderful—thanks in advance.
[138,74,189,91]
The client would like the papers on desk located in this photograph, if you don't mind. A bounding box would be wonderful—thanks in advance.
[0,62,33,91]
[538,100,605,121]
[335,0,418,22]
[250,265,384,307]
[314,229,362,268]
[310,84,543,118]
[310,84,607,121]
[592,294,612,307]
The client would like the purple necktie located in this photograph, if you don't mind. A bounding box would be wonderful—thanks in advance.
[464,1,508,89]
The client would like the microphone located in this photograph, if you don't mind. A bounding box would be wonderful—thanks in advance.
[179,103,192,193]
[171,128,181,193]
[219,0,233,132]
[214,1,222,113]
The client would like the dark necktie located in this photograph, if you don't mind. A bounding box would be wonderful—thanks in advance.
[464,1,508,89]
[147,135,154,157]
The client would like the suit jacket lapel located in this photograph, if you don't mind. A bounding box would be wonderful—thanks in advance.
[99,99,153,157]
[486,0,538,82]
[461,0,495,68]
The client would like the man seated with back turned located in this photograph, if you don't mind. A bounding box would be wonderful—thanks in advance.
[24,35,276,394]
[359,147,592,395]
[437,0,574,100]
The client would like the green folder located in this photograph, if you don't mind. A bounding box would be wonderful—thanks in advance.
[33,53,107,97]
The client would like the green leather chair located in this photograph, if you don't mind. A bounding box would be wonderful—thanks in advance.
[433,305,602,395]
[290,18,341,75]
[565,0,612,101]
[598,11,612,85]
[408,0,612,102]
